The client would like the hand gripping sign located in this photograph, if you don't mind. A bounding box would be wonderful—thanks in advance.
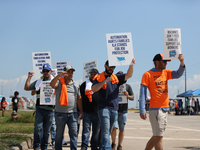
[163,28,182,60]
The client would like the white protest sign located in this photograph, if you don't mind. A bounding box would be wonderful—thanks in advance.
[53,61,70,75]
[118,83,127,104]
[40,81,55,105]
[106,32,134,66]
[32,52,52,79]
[83,59,98,81]
[163,28,181,60]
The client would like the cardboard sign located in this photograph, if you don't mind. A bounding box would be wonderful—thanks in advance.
[163,28,181,60]
[106,32,134,66]
[118,83,127,104]
[53,61,70,75]
[32,52,52,79]
[83,59,98,81]
[40,81,55,105]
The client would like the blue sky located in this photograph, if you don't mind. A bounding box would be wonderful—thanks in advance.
[0,0,200,108]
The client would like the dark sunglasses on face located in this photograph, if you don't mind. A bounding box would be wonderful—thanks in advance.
[42,70,50,73]
[108,66,115,69]
[162,60,167,63]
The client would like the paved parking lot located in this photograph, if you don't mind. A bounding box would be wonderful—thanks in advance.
[29,111,200,150]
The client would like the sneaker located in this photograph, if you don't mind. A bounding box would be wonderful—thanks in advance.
[80,147,87,150]
[117,145,122,150]
[111,143,116,150]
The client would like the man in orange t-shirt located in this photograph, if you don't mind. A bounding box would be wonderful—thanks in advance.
[139,53,185,150]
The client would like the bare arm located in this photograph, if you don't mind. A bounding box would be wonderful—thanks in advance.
[92,77,111,92]
[179,54,185,67]
[124,91,134,100]
[77,95,83,119]
[31,90,36,96]
[24,71,34,91]
[50,71,68,88]
[125,58,136,81]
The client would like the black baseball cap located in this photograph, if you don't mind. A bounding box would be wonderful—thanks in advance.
[89,68,99,74]
[105,60,116,68]
[116,71,123,74]
[153,54,171,62]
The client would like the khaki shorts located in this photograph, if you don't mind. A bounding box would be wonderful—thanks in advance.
[149,109,168,136]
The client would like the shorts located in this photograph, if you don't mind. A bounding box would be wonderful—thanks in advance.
[113,112,127,130]
[149,109,168,136]
[1,107,5,110]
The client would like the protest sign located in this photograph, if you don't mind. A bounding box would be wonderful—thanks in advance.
[83,59,97,81]
[32,52,52,79]
[53,61,70,75]
[163,28,181,60]
[118,83,127,104]
[106,32,134,66]
[40,81,55,105]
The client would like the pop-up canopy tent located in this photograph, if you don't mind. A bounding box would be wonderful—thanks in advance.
[176,90,193,97]
[184,88,200,97]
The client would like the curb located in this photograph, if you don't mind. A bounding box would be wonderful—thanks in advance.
[10,135,33,150]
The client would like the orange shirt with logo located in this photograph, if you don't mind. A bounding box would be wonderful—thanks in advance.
[141,69,172,108]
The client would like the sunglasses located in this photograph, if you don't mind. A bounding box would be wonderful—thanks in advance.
[162,60,167,63]
[42,70,50,73]
[108,66,116,69]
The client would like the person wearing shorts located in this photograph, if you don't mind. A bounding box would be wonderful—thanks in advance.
[111,71,134,150]
[139,53,185,150]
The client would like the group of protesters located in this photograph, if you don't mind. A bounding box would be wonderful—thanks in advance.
[24,58,135,150]
[24,52,185,150]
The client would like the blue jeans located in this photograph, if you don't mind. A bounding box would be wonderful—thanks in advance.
[98,108,118,150]
[81,112,100,150]
[55,112,78,150]
[50,114,56,144]
[33,107,54,150]
[113,112,127,130]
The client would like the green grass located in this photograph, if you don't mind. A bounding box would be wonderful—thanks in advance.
[0,134,30,150]
[0,109,35,149]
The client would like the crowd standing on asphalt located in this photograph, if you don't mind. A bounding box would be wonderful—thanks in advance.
[22,53,188,150]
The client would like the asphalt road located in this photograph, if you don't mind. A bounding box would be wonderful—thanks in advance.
[29,111,200,150]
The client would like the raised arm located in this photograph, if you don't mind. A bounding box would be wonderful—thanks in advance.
[50,71,68,88]
[24,71,35,91]
[125,58,136,81]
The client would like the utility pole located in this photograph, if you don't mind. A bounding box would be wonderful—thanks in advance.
[185,67,187,110]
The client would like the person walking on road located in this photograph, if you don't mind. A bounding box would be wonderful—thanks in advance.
[111,71,134,150]
[139,53,185,150]
[92,58,136,150]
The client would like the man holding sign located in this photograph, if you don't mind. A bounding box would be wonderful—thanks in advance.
[24,63,55,150]
[92,58,135,150]
[139,53,185,150]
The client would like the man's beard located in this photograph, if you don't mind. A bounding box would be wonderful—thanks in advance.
[105,68,113,76]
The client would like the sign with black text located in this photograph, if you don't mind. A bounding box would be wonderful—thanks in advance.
[106,32,134,66]
[163,28,181,60]
[32,52,51,79]
[53,61,70,75]
[118,83,127,104]
[40,81,55,105]
[83,59,98,81]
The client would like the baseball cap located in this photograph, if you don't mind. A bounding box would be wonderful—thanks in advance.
[105,60,116,68]
[63,65,75,71]
[116,71,123,74]
[42,63,51,70]
[153,54,171,62]
[89,68,99,74]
